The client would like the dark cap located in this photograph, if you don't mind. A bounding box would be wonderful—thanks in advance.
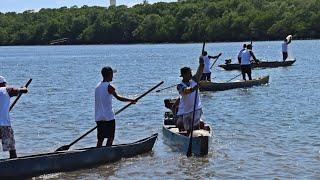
[247,44,252,49]
[101,66,114,76]
[180,67,191,77]
[202,51,208,56]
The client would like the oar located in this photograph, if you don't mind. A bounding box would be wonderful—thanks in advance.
[187,41,205,157]
[55,81,164,152]
[210,53,222,69]
[9,78,32,111]
[226,73,242,82]
[156,84,177,93]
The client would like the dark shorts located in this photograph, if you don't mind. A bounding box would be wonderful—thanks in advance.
[201,73,211,81]
[241,65,252,74]
[96,120,115,139]
[282,52,288,61]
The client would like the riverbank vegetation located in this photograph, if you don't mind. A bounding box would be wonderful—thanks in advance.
[0,0,319,45]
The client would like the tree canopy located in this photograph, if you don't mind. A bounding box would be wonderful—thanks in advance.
[0,0,319,45]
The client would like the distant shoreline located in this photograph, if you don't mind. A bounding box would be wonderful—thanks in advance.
[0,38,318,47]
[1,1,319,46]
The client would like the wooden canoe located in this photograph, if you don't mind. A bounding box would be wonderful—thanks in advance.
[162,111,212,156]
[219,60,296,71]
[0,133,157,179]
[199,75,269,91]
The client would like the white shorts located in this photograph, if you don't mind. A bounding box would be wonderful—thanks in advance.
[177,109,202,131]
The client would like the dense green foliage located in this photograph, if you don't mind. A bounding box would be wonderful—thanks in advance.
[0,0,319,45]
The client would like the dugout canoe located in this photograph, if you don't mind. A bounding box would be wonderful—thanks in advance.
[199,75,269,92]
[0,133,157,179]
[219,60,296,71]
[162,111,212,156]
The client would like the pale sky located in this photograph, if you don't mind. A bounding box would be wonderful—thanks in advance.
[0,0,176,13]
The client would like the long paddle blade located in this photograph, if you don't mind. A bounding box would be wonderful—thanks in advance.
[226,73,242,82]
[202,42,205,54]
[55,81,164,152]
[156,84,176,93]
[9,78,32,112]
[186,89,199,157]
[187,42,205,157]
[210,53,222,69]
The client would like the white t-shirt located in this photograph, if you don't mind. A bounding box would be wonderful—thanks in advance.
[282,42,288,52]
[238,48,246,58]
[95,82,115,121]
[203,55,211,73]
[0,87,11,126]
[241,49,252,65]
[177,80,202,115]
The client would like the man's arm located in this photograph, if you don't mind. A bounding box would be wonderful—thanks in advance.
[177,84,195,95]
[108,85,136,103]
[249,51,259,63]
[7,87,28,97]
[208,53,222,59]
[171,98,180,115]
[194,56,205,82]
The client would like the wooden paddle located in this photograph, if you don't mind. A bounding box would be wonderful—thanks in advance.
[55,81,164,152]
[210,53,222,69]
[156,84,177,93]
[187,42,205,157]
[226,73,242,82]
[9,78,32,112]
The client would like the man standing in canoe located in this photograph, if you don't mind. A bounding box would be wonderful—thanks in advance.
[282,37,292,61]
[0,76,28,158]
[201,51,222,81]
[176,56,204,135]
[240,44,259,81]
[238,44,246,64]
[95,66,136,147]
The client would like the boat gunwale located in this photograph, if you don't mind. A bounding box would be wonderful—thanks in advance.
[218,60,296,70]
[0,133,158,162]
[202,75,269,85]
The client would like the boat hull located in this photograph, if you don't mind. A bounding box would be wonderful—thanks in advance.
[0,133,157,179]
[199,76,269,91]
[162,112,211,156]
[219,60,296,71]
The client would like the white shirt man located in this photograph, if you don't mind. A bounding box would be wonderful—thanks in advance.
[0,76,28,159]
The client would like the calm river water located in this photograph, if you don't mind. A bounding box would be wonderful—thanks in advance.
[0,40,319,179]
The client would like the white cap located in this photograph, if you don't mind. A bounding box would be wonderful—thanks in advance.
[0,76,7,83]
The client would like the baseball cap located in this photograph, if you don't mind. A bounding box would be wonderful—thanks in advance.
[180,67,191,77]
[101,66,116,75]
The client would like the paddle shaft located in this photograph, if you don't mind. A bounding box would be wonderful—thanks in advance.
[58,81,164,150]
[156,84,177,93]
[226,73,242,82]
[9,78,32,112]
[210,54,221,69]
[187,42,205,157]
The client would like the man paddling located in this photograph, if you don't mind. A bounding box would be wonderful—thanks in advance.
[240,44,259,81]
[0,76,28,158]
[95,67,136,147]
[282,37,292,61]
[176,56,204,135]
[201,51,222,81]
